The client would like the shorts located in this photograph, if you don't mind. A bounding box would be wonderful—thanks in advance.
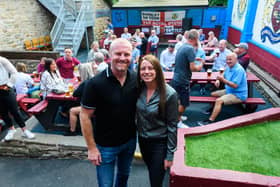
[212,89,242,105]
[170,80,190,107]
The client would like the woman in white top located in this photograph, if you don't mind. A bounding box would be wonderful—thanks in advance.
[40,58,66,99]
[14,63,34,94]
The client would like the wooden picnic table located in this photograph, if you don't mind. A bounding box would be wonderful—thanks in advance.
[168,40,177,43]
[164,72,259,82]
[164,71,260,97]
[28,78,80,131]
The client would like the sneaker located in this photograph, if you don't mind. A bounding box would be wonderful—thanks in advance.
[4,129,16,141]
[22,129,35,139]
[177,121,189,128]
[181,115,188,121]
[197,119,214,126]
[64,131,78,136]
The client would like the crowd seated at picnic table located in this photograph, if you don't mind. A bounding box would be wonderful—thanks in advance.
[0,26,260,141]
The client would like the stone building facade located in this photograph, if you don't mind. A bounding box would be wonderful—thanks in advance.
[92,0,111,41]
[0,0,54,51]
[0,0,110,51]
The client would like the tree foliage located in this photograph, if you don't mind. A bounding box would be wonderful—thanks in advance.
[209,0,228,6]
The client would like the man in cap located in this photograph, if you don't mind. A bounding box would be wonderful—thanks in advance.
[234,42,250,70]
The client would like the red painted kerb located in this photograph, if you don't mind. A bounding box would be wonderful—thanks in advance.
[170,108,280,187]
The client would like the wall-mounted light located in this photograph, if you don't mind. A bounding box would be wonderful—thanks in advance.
[211,15,217,22]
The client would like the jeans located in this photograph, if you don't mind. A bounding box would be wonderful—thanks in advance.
[0,88,26,128]
[139,136,167,187]
[96,138,136,187]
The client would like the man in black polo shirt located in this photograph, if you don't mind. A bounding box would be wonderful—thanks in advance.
[80,38,137,187]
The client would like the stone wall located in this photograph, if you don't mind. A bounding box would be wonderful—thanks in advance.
[0,0,54,51]
[0,141,87,159]
[93,0,111,41]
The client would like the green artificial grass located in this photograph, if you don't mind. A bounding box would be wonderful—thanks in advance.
[185,120,280,177]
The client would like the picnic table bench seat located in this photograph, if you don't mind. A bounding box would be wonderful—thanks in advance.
[190,96,265,105]
[27,100,48,114]
[18,97,41,113]
[16,94,27,102]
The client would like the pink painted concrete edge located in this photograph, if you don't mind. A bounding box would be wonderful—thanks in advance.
[170,108,280,186]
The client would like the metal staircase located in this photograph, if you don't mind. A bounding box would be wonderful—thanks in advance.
[38,0,94,56]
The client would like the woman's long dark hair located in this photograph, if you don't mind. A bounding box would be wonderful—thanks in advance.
[137,54,166,117]
[44,58,58,79]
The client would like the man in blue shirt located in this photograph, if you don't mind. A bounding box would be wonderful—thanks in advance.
[148,29,159,54]
[198,52,248,125]
[208,40,231,71]
[121,27,132,40]
[129,37,140,71]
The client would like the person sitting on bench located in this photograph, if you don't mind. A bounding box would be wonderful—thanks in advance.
[198,52,248,125]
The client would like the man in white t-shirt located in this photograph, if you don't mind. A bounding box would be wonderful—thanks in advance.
[160,44,176,71]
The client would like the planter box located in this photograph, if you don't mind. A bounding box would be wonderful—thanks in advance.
[170,108,280,187]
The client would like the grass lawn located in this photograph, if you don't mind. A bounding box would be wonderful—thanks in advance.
[185,120,280,177]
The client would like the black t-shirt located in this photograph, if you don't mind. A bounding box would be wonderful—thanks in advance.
[81,67,137,147]
[172,43,195,85]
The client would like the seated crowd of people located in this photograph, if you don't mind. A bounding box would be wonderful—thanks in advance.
[0,26,251,139]
[0,25,256,187]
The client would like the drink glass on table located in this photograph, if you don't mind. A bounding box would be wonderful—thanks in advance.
[207,69,212,77]
[33,71,38,78]
[68,83,74,94]
[216,51,220,57]
[219,67,224,74]
[77,76,81,82]
[65,90,71,97]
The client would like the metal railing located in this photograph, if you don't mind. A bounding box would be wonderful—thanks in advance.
[71,1,94,55]
[50,0,65,49]
[40,0,94,55]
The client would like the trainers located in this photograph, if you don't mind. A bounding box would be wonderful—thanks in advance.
[4,129,16,141]
[181,116,188,121]
[197,119,214,126]
[177,121,189,128]
[64,131,78,136]
[22,129,35,139]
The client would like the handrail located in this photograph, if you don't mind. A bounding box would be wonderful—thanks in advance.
[64,0,77,17]
[71,2,87,55]
[46,0,94,55]
[50,0,65,50]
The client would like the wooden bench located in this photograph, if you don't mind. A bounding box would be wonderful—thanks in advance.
[16,94,27,102]
[190,96,265,113]
[18,98,41,114]
[189,96,266,105]
[27,100,48,114]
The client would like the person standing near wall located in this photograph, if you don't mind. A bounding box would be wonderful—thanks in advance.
[0,56,35,140]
